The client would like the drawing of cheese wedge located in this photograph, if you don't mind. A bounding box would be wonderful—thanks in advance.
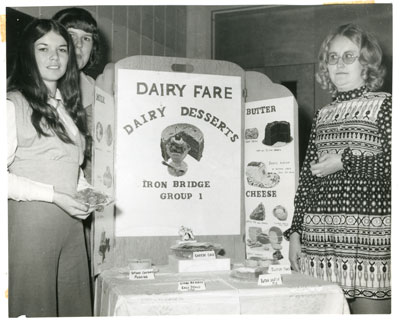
[246,161,280,188]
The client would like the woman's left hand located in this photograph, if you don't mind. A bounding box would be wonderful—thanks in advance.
[310,153,343,177]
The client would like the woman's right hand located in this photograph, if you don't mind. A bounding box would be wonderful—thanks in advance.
[288,232,302,272]
[53,191,93,220]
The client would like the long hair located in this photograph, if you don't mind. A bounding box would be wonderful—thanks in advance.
[53,7,100,71]
[7,19,91,159]
[316,23,386,95]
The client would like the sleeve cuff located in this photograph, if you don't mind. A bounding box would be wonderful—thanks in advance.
[283,227,301,241]
[22,180,54,203]
[8,173,54,202]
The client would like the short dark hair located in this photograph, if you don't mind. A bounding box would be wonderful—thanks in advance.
[316,23,386,94]
[53,7,100,71]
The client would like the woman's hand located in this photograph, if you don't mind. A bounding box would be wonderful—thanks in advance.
[53,191,95,220]
[289,232,302,272]
[310,153,343,177]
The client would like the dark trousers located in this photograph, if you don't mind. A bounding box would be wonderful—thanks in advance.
[8,200,92,317]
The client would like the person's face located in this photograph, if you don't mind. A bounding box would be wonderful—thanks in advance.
[327,35,365,92]
[34,31,69,90]
[68,28,94,70]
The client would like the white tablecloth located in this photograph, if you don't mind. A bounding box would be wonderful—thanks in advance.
[94,266,350,315]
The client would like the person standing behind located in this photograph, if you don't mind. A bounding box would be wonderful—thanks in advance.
[7,19,94,317]
[284,23,391,314]
[53,7,101,183]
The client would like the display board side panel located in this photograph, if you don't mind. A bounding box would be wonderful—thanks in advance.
[245,71,299,183]
[244,71,299,265]
[113,56,246,266]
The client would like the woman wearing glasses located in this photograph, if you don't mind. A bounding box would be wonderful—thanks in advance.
[285,23,391,314]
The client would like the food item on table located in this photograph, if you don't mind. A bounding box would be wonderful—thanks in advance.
[248,256,274,268]
[245,128,259,140]
[246,161,280,188]
[170,242,221,259]
[128,259,152,270]
[161,123,204,161]
[75,188,112,207]
[245,259,259,267]
[249,203,265,221]
[262,121,291,146]
[230,266,269,280]
[273,205,288,221]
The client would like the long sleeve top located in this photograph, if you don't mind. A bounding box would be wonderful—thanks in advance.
[7,90,92,202]
[284,86,391,239]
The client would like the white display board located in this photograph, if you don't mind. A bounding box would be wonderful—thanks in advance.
[244,96,296,265]
[115,69,242,237]
[92,86,115,274]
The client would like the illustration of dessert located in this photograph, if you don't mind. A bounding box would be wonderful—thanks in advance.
[262,121,292,146]
[246,161,280,188]
[256,232,270,245]
[245,128,259,140]
[269,226,283,250]
[273,250,284,260]
[273,205,288,221]
[248,226,262,242]
[98,230,110,263]
[160,123,204,177]
[249,202,265,221]
[96,122,103,143]
[106,124,113,146]
[103,166,113,188]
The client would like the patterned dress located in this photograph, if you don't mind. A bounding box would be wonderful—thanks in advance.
[284,86,391,300]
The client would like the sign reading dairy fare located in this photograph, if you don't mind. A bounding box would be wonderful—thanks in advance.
[115,70,241,237]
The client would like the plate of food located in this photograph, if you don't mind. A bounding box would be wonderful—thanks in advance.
[170,242,222,259]
[75,188,113,210]
[230,266,269,280]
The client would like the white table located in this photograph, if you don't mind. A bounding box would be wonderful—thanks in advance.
[94,266,350,315]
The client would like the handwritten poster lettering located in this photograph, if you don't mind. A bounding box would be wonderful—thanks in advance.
[115,70,241,236]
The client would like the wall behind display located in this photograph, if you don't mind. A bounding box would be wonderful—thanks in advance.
[7,6,187,79]
[213,4,392,166]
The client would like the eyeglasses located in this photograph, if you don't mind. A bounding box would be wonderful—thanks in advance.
[327,51,359,65]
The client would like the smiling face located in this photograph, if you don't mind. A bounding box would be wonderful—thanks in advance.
[327,35,366,92]
[34,30,69,93]
[67,27,94,70]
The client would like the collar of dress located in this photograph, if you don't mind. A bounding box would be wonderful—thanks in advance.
[334,85,369,102]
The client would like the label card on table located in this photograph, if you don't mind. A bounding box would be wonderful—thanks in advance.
[258,274,282,286]
[129,269,155,280]
[268,264,292,275]
[178,280,206,292]
[193,251,216,260]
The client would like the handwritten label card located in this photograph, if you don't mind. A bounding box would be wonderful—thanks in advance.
[193,251,216,260]
[258,273,282,286]
[129,269,155,280]
[178,280,206,292]
[268,264,292,275]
